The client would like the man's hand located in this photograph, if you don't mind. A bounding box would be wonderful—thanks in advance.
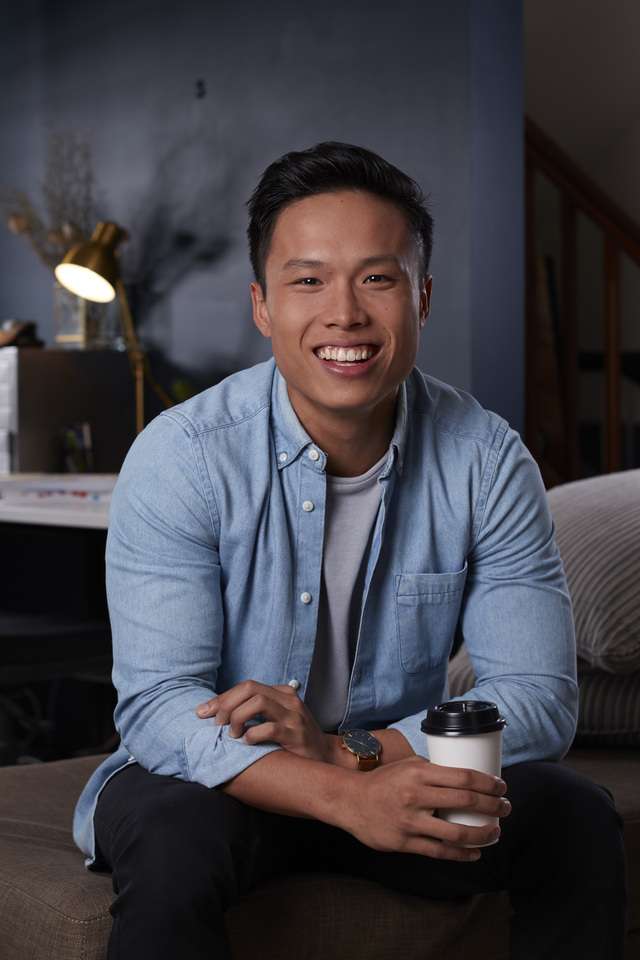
[195,681,332,763]
[341,755,511,862]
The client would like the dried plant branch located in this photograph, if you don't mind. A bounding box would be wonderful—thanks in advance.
[0,131,96,269]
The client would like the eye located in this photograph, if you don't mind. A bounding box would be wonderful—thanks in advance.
[294,277,321,286]
[363,274,393,284]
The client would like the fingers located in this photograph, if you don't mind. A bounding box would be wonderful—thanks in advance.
[196,680,299,724]
[410,811,502,848]
[227,694,288,738]
[416,759,508,799]
[243,721,281,745]
[426,787,512,820]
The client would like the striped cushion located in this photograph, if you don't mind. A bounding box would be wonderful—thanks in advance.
[547,469,640,674]
[573,667,640,746]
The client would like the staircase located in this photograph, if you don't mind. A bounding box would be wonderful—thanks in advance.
[525,118,640,486]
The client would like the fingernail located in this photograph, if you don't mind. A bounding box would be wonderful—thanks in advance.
[196,706,208,715]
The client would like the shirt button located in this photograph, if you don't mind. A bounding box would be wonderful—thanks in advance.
[300,591,312,604]
[287,678,301,690]
[308,448,320,462]
[302,500,314,512]
[278,452,288,462]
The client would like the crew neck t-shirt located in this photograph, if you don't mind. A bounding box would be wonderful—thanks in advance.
[304,449,389,731]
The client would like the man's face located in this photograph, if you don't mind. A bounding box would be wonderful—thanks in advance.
[251,189,431,429]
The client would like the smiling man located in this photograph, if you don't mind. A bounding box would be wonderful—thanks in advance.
[73,142,626,960]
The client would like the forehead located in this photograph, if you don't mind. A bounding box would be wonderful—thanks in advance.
[267,190,416,264]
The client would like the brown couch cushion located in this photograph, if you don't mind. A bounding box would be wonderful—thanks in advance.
[0,751,637,960]
[0,755,510,960]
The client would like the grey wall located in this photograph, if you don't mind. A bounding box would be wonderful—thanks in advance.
[0,0,524,429]
[470,0,524,429]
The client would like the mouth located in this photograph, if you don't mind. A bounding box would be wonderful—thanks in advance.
[311,342,382,378]
[313,343,380,364]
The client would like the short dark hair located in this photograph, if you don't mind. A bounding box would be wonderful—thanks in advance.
[246,141,433,290]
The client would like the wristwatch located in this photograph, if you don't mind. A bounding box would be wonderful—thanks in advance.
[340,729,382,771]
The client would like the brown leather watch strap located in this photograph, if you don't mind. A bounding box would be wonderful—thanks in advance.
[356,753,381,771]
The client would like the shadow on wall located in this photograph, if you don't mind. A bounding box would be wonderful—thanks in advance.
[120,131,238,356]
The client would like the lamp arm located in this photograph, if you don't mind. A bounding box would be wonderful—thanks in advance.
[115,279,141,354]
[116,280,174,434]
[142,355,175,409]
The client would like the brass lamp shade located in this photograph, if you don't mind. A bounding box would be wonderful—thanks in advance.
[55,221,128,303]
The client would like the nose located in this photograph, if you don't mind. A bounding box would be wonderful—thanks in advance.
[325,279,367,329]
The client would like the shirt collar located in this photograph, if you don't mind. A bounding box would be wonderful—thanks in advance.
[271,364,326,471]
[270,360,410,476]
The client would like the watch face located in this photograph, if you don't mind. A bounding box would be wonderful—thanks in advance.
[343,729,379,759]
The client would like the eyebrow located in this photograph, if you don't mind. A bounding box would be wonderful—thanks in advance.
[281,255,402,272]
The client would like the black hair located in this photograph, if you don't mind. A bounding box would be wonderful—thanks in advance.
[246,141,433,290]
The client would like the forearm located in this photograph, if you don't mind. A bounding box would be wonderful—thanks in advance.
[219,748,358,829]
[219,728,414,825]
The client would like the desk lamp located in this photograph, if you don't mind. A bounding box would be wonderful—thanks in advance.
[55,221,172,434]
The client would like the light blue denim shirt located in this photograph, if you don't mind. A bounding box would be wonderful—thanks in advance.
[73,357,577,870]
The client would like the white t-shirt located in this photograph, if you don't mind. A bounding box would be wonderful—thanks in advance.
[304,449,388,731]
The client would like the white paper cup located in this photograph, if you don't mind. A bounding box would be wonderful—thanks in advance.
[422,701,507,847]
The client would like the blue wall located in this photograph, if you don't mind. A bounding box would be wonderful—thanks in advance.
[0,0,523,428]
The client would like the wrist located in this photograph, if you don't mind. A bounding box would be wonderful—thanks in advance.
[372,728,415,764]
[325,733,356,768]
[321,765,362,832]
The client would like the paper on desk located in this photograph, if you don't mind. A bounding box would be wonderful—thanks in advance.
[0,474,116,505]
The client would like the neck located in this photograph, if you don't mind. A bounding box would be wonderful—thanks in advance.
[288,388,398,477]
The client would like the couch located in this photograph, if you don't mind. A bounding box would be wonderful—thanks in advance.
[1,469,639,958]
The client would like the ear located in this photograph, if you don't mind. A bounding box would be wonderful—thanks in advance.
[250,282,272,338]
[419,275,432,329]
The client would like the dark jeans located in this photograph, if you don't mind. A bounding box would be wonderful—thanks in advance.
[93,758,627,959]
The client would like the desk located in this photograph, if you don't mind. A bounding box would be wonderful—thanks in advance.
[0,474,116,530]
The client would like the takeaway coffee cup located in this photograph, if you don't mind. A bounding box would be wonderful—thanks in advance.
[421,701,507,846]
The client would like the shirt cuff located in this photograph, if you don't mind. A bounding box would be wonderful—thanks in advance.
[183,720,283,788]
[386,714,430,760]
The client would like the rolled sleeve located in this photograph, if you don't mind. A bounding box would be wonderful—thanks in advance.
[387,711,430,759]
[107,412,281,789]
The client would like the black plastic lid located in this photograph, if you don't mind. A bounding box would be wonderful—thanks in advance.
[421,700,507,737]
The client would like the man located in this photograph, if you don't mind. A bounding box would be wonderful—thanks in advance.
[73,141,626,959]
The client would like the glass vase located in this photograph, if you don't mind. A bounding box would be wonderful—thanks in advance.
[53,281,120,349]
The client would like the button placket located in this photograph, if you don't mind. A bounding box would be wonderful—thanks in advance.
[284,462,326,690]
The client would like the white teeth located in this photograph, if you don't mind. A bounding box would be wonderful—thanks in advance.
[315,345,374,362]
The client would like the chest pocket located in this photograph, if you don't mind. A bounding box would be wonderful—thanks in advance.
[395,563,468,674]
